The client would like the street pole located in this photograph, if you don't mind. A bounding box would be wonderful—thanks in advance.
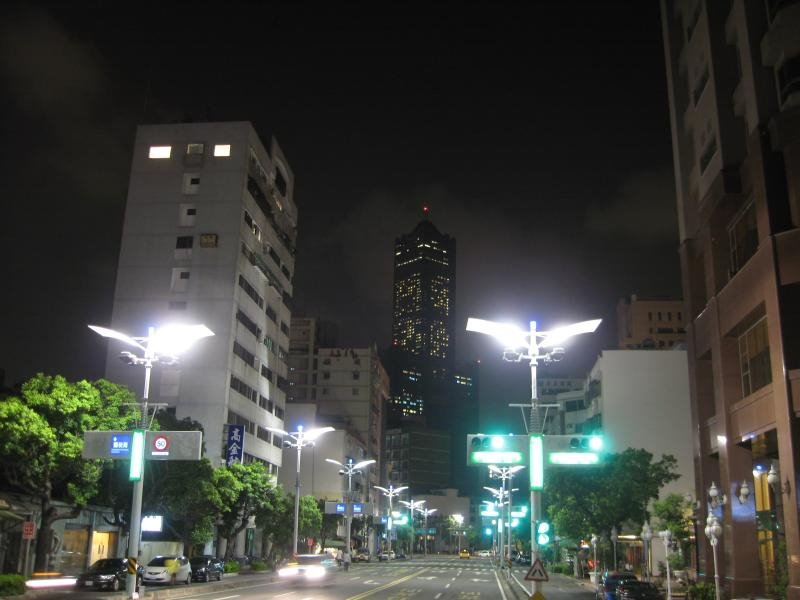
[346,462,353,557]
[126,330,153,600]
[293,442,302,556]
[529,320,542,599]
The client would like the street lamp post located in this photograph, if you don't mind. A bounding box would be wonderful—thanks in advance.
[325,458,375,558]
[484,486,508,565]
[453,514,464,553]
[418,507,437,555]
[641,521,652,582]
[267,425,334,555]
[400,499,426,559]
[591,534,599,597]
[88,324,214,599]
[610,525,618,571]
[374,484,408,555]
[659,530,673,600]
[467,316,601,597]
[489,465,524,562]
[704,511,722,600]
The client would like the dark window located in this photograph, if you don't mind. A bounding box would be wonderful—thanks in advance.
[280,321,290,336]
[233,341,256,368]
[179,271,190,279]
[353,371,360,380]
[729,202,758,275]
[281,265,291,279]
[261,365,274,382]
[230,375,257,403]
[322,371,331,380]
[236,309,261,339]
[176,236,193,249]
[275,169,287,196]
[739,316,771,396]
[187,208,197,216]
[238,274,264,309]
[265,305,277,323]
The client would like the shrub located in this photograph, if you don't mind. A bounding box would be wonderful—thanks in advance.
[223,560,240,573]
[668,552,687,571]
[0,574,26,597]
[689,581,715,600]
[249,561,267,571]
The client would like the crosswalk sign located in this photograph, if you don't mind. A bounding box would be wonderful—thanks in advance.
[525,558,549,582]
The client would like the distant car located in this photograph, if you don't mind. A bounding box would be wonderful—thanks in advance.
[617,581,663,600]
[378,550,396,561]
[598,572,638,600]
[75,558,142,591]
[142,555,191,586]
[353,550,371,563]
[190,556,224,582]
[278,554,337,585]
[476,550,491,558]
[515,553,531,565]
[459,549,470,559]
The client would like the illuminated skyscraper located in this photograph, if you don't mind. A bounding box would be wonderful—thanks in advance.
[389,213,456,422]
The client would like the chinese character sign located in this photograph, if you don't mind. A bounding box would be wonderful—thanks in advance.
[226,425,244,466]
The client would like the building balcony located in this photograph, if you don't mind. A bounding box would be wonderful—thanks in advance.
[760,2,800,67]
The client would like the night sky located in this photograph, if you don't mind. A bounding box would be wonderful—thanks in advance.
[0,2,681,433]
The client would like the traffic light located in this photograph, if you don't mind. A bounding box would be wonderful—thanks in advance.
[545,434,604,465]
[536,521,551,546]
[467,434,526,466]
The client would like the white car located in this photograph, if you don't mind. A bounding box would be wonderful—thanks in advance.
[477,550,491,558]
[142,555,191,585]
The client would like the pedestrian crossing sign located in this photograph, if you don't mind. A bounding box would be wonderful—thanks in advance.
[525,558,549,582]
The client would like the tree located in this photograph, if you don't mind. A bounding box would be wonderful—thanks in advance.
[316,498,342,551]
[255,485,292,564]
[545,448,679,546]
[217,462,272,559]
[297,495,322,551]
[652,493,693,562]
[0,374,138,571]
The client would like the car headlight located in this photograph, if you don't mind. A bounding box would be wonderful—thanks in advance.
[98,575,114,580]
[304,566,326,579]
[278,567,299,578]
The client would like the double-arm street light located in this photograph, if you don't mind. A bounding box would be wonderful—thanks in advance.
[452,514,464,552]
[374,484,408,555]
[267,425,334,555]
[400,499,426,558]
[659,529,673,600]
[325,458,375,557]
[467,316,601,597]
[489,465,524,563]
[417,507,438,555]
[88,324,214,599]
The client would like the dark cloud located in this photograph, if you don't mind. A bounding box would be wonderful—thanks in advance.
[584,168,678,243]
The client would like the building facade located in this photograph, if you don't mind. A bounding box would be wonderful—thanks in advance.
[661,2,800,596]
[616,294,687,350]
[388,217,456,421]
[104,122,295,476]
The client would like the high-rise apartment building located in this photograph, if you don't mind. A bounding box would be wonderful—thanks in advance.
[388,216,456,421]
[616,294,687,349]
[105,122,296,476]
[661,2,800,596]
[287,317,389,487]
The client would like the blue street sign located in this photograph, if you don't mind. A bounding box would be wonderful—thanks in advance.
[226,425,244,466]
[352,503,363,515]
[380,516,388,524]
[110,434,131,456]
[336,503,346,514]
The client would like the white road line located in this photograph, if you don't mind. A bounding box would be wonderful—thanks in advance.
[211,596,240,600]
[493,568,509,600]
[445,583,451,589]
[435,594,442,599]
[274,593,295,598]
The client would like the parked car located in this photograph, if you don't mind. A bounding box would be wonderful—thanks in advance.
[278,554,336,585]
[476,550,491,558]
[617,581,663,600]
[459,549,471,559]
[190,556,224,582]
[598,572,638,600]
[353,550,371,563]
[75,558,142,591]
[378,550,396,561]
[142,555,191,586]
[514,553,531,565]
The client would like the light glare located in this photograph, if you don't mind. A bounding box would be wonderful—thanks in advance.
[539,319,602,348]
[549,452,600,465]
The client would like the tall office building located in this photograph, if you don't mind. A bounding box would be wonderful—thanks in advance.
[661,2,800,597]
[104,122,296,476]
[389,214,456,422]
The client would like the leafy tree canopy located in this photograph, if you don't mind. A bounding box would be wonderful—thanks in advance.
[545,448,679,542]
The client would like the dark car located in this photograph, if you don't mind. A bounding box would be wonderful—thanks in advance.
[598,572,638,600]
[617,581,663,600]
[190,556,224,582]
[75,558,141,592]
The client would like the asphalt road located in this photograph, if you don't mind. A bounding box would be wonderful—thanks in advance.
[26,556,597,600]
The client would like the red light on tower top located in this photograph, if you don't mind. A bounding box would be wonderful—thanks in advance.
[422,205,430,215]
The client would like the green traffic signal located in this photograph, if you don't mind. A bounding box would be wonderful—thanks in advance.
[536,521,551,546]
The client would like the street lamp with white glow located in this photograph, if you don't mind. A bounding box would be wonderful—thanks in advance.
[88,324,214,598]
[641,521,653,582]
[374,484,408,555]
[417,507,437,555]
[267,425,334,555]
[325,458,375,557]
[400,499,426,558]
[704,511,722,600]
[467,316,601,597]
[453,514,464,552]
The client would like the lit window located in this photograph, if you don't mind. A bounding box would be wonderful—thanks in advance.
[149,146,171,159]
[214,144,231,157]
[186,143,204,155]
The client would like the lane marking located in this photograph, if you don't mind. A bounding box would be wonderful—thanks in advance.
[274,593,294,598]
[493,568,509,600]
[210,596,239,600]
[445,583,451,588]
[435,594,442,599]
[345,567,429,600]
